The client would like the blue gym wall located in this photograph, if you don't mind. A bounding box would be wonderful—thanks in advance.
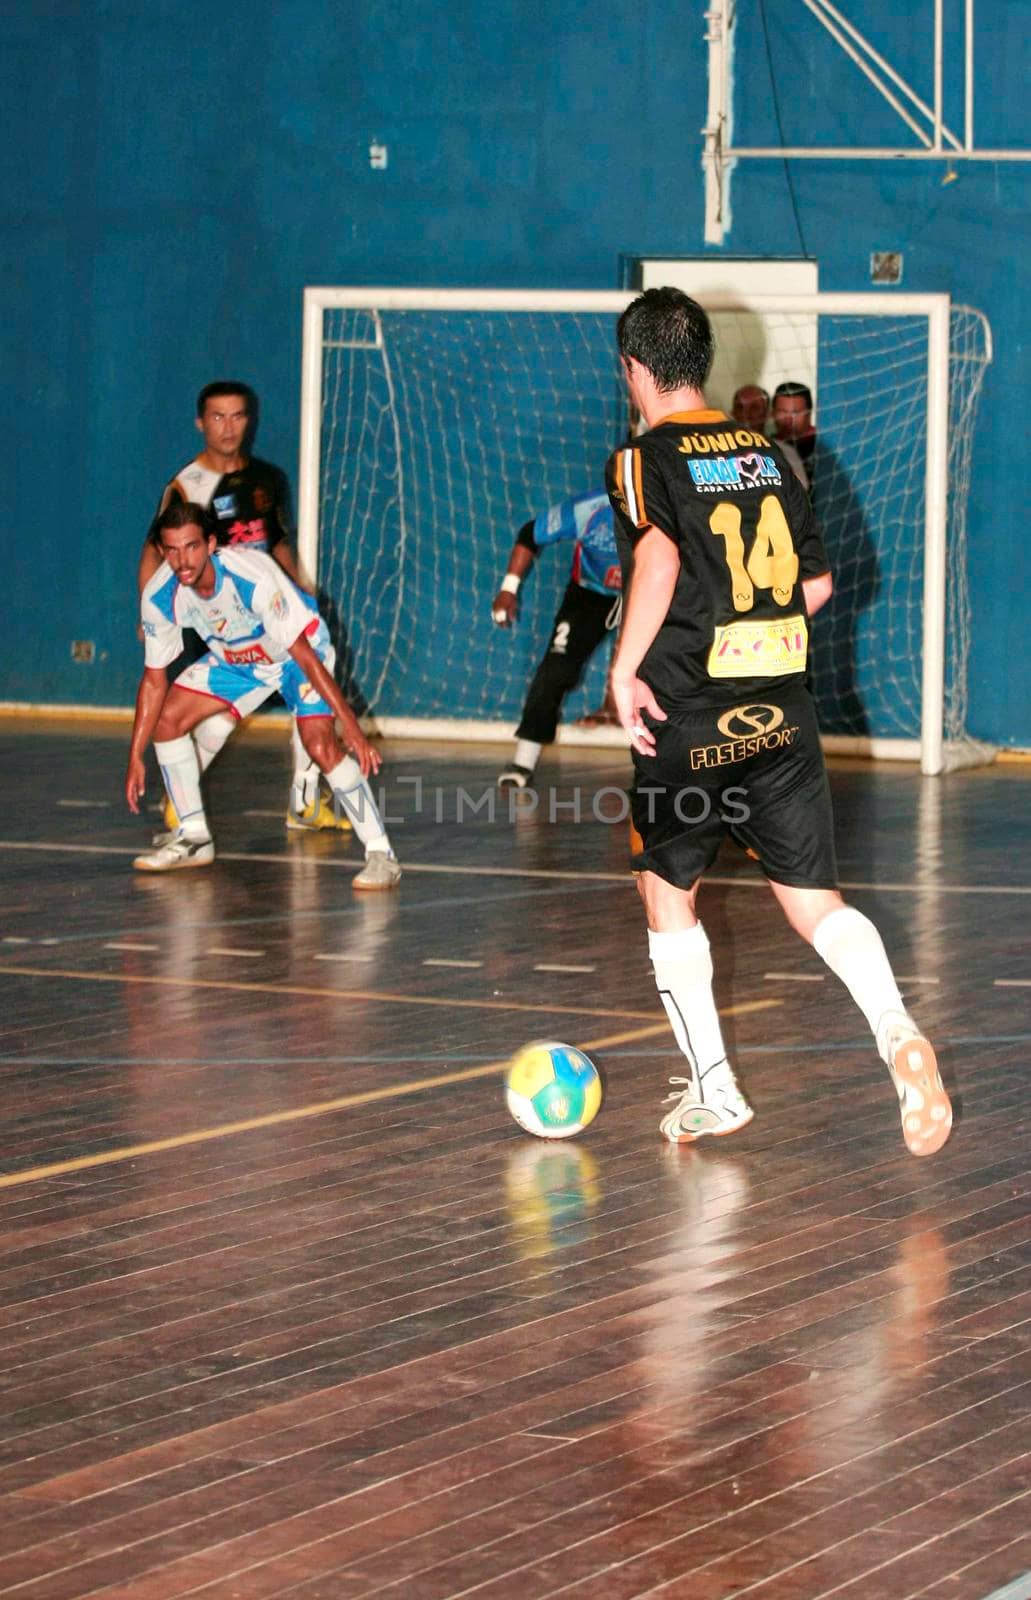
[2,1,1027,742]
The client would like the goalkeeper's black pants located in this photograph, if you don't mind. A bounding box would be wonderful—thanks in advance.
[515,583,617,745]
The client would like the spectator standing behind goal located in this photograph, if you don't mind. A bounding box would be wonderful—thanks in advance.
[138,381,348,841]
[734,382,809,490]
[492,491,622,788]
[129,501,401,889]
[605,286,951,1157]
[772,379,816,489]
[731,384,769,430]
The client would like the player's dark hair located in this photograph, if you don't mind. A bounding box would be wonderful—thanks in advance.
[155,500,217,540]
[617,288,714,394]
[773,380,813,409]
[196,380,257,417]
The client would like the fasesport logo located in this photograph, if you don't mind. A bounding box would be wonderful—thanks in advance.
[716,703,785,739]
[691,703,798,770]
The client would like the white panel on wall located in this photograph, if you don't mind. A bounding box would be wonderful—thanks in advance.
[635,259,820,419]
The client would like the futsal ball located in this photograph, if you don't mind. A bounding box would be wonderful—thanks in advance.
[504,1041,602,1139]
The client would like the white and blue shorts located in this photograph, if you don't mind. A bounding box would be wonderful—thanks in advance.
[173,621,337,721]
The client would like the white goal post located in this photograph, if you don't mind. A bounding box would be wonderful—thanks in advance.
[299,287,991,776]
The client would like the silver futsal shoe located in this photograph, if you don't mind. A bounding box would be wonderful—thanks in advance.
[352,851,402,891]
[133,832,215,873]
[659,1062,754,1143]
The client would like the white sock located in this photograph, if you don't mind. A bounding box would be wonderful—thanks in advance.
[323,756,391,855]
[193,710,235,773]
[812,906,910,1054]
[514,739,542,772]
[648,924,733,1096]
[154,736,209,839]
[290,722,320,809]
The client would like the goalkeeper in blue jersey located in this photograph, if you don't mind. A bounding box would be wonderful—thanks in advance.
[492,491,622,788]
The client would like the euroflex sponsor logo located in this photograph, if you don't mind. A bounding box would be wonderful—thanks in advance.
[688,452,782,492]
[690,703,799,769]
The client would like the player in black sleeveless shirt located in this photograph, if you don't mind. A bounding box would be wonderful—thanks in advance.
[605,288,950,1157]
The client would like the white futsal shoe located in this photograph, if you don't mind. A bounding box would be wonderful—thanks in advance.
[496,764,535,789]
[659,1061,754,1143]
[878,1012,952,1157]
[352,851,402,891]
[133,831,215,873]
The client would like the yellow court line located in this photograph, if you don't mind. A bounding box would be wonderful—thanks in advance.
[0,1011,781,1190]
[0,963,778,1024]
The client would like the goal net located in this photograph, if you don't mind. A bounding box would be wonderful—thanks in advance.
[299,289,992,774]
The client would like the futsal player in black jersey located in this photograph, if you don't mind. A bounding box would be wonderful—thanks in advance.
[137,382,347,839]
[605,288,951,1156]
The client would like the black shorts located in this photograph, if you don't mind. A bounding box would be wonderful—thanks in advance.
[630,688,838,890]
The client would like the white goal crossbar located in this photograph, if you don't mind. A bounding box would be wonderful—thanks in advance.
[300,287,956,774]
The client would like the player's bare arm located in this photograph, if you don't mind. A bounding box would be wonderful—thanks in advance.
[287,634,382,778]
[491,537,535,627]
[803,570,833,616]
[125,665,170,812]
[610,525,678,756]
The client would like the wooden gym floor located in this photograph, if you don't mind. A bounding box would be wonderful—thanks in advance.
[0,715,1028,1600]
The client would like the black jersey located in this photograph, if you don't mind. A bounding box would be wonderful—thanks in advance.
[606,409,830,711]
[158,456,291,553]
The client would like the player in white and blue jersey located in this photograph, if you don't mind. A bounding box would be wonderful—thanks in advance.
[137,380,347,841]
[492,491,622,787]
[126,501,400,888]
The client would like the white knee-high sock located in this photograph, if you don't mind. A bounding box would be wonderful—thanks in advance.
[323,756,391,855]
[290,721,319,806]
[648,924,732,1092]
[193,711,235,773]
[812,906,909,1052]
[514,739,542,772]
[154,736,209,838]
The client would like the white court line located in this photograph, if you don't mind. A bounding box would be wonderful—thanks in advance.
[314,953,375,963]
[764,972,825,982]
[38,939,60,946]
[0,840,1029,895]
[423,958,483,969]
[896,976,940,985]
[995,979,1031,988]
[57,799,111,809]
[208,947,266,959]
[2,936,31,945]
[104,942,159,953]
[535,963,597,974]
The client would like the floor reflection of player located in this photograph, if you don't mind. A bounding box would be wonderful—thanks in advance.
[634,1157,751,1415]
[127,501,401,890]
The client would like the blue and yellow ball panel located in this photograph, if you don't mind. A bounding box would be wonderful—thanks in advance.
[504,1041,602,1140]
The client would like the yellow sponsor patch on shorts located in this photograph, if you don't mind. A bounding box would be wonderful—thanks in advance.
[707,614,808,679]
